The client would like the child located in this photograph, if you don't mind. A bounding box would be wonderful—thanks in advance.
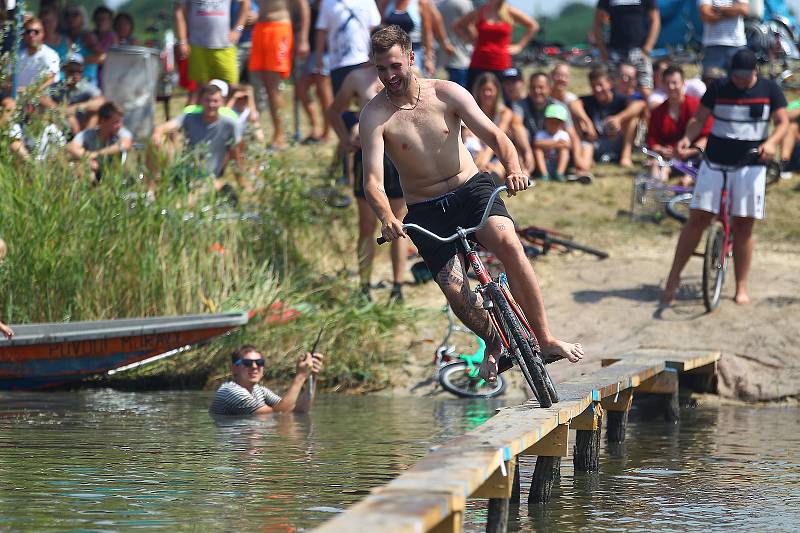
[0,238,12,339]
[534,104,571,182]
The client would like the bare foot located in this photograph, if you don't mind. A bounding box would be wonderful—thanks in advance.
[541,339,584,363]
[619,158,634,169]
[478,353,498,384]
[734,292,751,305]
[660,282,679,306]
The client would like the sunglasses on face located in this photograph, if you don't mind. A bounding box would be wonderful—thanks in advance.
[235,358,265,368]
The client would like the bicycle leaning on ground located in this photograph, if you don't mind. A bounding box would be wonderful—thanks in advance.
[378,186,559,407]
[434,305,506,399]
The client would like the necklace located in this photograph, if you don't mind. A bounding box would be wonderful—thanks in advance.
[385,77,421,110]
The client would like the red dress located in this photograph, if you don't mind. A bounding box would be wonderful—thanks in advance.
[646,95,713,149]
[469,8,512,71]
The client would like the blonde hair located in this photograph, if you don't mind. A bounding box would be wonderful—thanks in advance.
[489,0,513,24]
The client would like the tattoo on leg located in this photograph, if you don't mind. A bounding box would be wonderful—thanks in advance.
[497,223,506,231]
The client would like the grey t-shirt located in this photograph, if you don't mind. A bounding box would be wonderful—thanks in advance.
[73,126,132,152]
[435,0,474,69]
[177,111,241,177]
[176,0,233,49]
[209,381,282,415]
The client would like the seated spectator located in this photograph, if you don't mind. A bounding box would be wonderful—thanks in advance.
[113,12,139,46]
[469,72,515,179]
[614,63,644,100]
[575,66,646,168]
[63,5,104,87]
[518,71,589,179]
[501,67,525,111]
[151,83,242,185]
[209,345,323,416]
[549,63,594,177]
[40,6,71,63]
[16,17,60,94]
[9,100,66,162]
[645,65,712,182]
[43,53,105,134]
[647,57,670,108]
[66,101,133,183]
[533,104,571,182]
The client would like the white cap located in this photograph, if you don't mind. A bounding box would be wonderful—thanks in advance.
[209,79,229,98]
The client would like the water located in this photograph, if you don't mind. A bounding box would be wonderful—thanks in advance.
[0,391,798,532]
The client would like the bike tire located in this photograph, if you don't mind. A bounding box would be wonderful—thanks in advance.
[438,361,507,399]
[666,193,693,224]
[486,283,554,407]
[546,235,609,259]
[702,221,727,312]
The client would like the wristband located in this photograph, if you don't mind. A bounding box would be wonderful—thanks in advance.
[235,25,244,32]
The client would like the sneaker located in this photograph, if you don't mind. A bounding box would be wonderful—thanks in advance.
[389,283,404,304]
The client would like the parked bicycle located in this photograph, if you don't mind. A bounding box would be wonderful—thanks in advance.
[435,305,506,399]
[634,147,699,224]
[378,186,559,407]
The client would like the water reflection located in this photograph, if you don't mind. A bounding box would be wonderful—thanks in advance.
[0,391,798,532]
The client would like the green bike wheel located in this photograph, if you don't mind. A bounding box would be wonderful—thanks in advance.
[438,361,506,399]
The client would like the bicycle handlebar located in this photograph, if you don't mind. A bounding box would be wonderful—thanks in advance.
[376,186,508,245]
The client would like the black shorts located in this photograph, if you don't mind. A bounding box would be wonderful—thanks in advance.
[353,149,404,199]
[404,172,512,277]
[331,62,369,95]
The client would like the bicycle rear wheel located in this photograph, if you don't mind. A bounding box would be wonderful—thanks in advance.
[666,193,692,224]
[702,221,727,312]
[438,361,506,398]
[546,235,609,259]
[486,283,554,407]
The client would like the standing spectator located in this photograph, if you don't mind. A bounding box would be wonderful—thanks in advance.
[435,0,473,87]
[664,49,789,306]
[248,0,309,149]
[296,0,333,144]
[574,66,646,168]
[174,0,250,90]
[43,53,105,134]
[40,6,70,63]
[315,0,381,96]
[92,6,118,56]
[645,65,711,181]
[533,104,571,182]
[378,0,449,76]
[113,12,139,46]
[63,5,104,87]
[453,0,538,94]
[66,101,133,183]
[230,1,264,111]
[699,0,748,74]
[593,0,660,98]
[16,17,60,95]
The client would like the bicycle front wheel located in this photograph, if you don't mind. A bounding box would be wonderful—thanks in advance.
[438,361,506,399]
[702,221,727,312]
[486,283,554,407]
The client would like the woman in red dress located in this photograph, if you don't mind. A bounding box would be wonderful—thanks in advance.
[453,0,538,94]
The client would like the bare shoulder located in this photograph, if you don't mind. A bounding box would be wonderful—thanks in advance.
[360,90,388,129]
[431,78,470,100]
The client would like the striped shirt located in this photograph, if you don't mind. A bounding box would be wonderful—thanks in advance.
[209,381,282,415]
[699,0,746,48]
[702,77,786,166]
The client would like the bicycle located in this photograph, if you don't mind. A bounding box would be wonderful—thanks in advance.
[377,186,559,407]
[435,305,506,399]
[634,147,699,224]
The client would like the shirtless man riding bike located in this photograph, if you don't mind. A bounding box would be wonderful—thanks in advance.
[359,26,583,382]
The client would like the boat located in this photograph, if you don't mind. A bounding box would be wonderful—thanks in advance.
[0,312,250,390]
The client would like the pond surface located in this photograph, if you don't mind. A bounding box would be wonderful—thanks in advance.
[0,390,798,532]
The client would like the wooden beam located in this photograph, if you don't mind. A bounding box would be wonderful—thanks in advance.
[473,457,516,499]
[637,369,678,394]
[522,423,569,457]
[430,512,462,533]
[685,361,717,375]
[601,357,621,367]
[601,388,633,412]
[571,402,604,430]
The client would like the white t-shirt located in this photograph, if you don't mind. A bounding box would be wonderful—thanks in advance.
[699,0,747,47]
[648,88,667,108]
[16,44,60,89]
[685,77,707,99]
[534,129,570,162]
[316,0,381,70]
[10,122,65,160]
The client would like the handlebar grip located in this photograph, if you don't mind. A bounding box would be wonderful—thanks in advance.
[376,236,387,245]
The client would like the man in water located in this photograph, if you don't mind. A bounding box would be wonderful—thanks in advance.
[359,26,583,382]
[209,345,324,415]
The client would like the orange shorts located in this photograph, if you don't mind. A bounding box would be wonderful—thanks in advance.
[249,21,293,78]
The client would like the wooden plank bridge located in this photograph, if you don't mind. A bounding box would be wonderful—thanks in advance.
[313,349,720,533]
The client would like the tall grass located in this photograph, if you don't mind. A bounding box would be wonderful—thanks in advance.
[0,131,416,391]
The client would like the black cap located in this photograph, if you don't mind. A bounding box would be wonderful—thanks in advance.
[502,67,522,82]
[729,49,757,76]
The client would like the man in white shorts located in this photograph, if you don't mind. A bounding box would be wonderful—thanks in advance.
[663,50,789,306]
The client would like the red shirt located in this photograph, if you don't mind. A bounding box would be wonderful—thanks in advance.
[469,8,512,71]
[646,95,713,149]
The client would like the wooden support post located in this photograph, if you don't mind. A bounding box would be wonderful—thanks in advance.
[510,463,520,505]
[430,511,462,533]
[528,456,560,505]
[475,458,515,533]
[637,369,679,422]
[573,402,603,471]
[486,497,509,533]
[602,388,633,444]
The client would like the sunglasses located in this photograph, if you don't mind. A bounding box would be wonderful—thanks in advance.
[235,358,265,368]
[24,28,42,35]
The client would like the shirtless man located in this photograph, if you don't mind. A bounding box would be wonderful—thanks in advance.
[360,26,583,381]
[328,64,406,302]
[249,0,310,148]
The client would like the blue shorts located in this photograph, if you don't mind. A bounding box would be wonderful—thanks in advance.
[304,51,330,76]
